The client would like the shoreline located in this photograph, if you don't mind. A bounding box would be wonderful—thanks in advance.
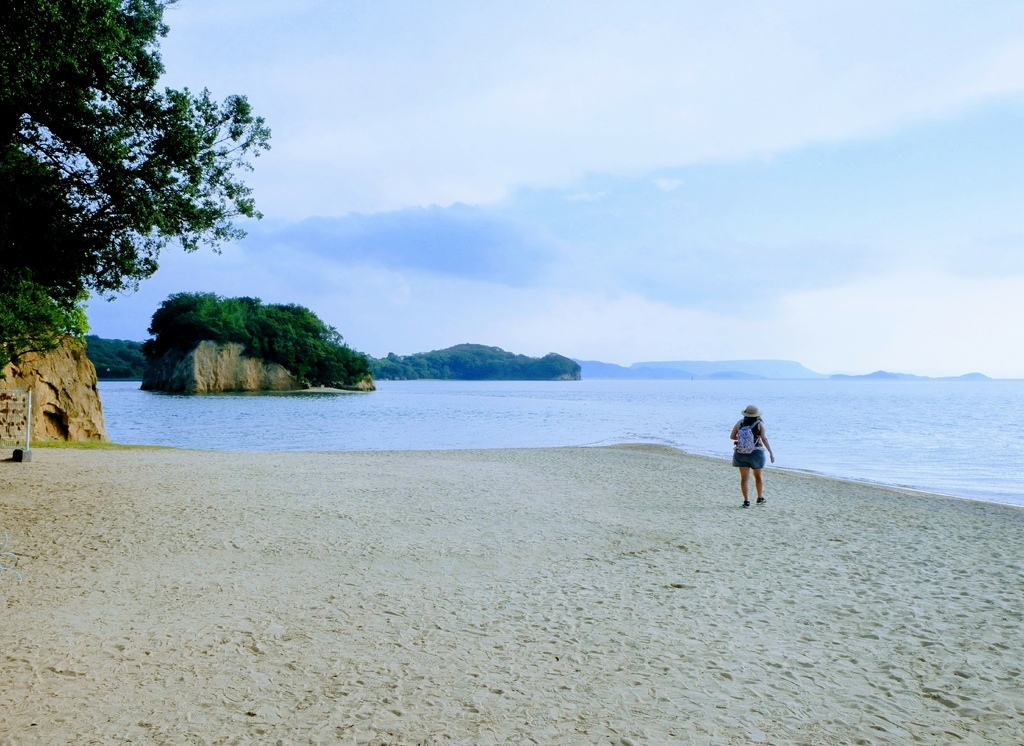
[3,445,1022,743]
[95,378,1024,506]
[23,438,1024,510]
[759,461,1024,510]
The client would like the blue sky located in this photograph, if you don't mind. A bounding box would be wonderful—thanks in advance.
[86,0,1024,376]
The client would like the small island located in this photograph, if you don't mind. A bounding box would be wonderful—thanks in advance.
[141,292,374,393]
[371,344,581,381]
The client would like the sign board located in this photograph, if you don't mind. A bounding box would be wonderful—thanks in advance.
[0,389,31,449]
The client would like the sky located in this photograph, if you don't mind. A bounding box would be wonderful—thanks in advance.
[85,0,1024,377]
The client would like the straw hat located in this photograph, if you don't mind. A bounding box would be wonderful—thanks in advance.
[741,405,761,418]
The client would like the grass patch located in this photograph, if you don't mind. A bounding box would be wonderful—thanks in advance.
[28,440,172,451]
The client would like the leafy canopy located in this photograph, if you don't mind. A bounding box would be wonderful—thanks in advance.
[0,0,270,370]
[0,274,89,362]
[144,293,372,388]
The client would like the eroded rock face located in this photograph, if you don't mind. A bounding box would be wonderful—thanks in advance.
[346,374,376,392]
[142,341,305,393]
[1,338,109,442]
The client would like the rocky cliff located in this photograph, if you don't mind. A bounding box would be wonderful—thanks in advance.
[1,338,109,442]
[142,341,306,393]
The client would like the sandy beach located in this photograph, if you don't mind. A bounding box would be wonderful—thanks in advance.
[1,445,1022,745]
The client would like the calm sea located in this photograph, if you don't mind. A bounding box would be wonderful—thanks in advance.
[98,379,1024,507]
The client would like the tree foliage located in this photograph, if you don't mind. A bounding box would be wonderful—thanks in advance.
[144,292,372,388]
[0,0,270,370]
[0,272,89,369]
[371,344,581,381]
[84,335,147,378]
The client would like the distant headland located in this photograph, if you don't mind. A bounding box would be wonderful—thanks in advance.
[371,344,581,381]
[575,359,824,380]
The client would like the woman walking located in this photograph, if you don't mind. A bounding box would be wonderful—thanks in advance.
[730,404,775,508]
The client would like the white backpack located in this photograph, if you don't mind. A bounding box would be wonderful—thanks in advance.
[735,422,758,454]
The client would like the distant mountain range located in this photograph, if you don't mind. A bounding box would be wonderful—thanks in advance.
[829,370,991,381]
[574,359,824,380]
[574,359,993,381]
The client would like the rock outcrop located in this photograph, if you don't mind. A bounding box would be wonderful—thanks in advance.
[142,341,305,393]
[1,338,109,442]
[342,374,376,392]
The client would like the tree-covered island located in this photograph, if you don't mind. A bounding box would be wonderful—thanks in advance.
[143,292,372,390]
[371,344,581,381]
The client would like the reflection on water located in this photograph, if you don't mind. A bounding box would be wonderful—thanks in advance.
[99,378,1024,506]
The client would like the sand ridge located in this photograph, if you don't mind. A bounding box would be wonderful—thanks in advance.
[1,445,1022,744]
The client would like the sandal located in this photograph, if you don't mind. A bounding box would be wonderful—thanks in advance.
[742,501,750,508]
[756,497,766,505]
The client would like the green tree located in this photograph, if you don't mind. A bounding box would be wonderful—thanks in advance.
[0,274,89,366]
[0,0,270,371]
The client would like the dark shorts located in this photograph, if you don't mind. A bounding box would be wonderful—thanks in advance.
[732,449,767,469]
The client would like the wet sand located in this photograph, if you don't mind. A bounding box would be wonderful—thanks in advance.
[1,445,1022,744]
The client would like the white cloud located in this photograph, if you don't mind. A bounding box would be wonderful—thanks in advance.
[245,206,553,285]
[482,292,747,365]
[653,178,683,192]
[84,1,1024,380]
[770,271,1024,378]
[156,0,1024,216]
[88,245,1024,378]
[564,191,607,202]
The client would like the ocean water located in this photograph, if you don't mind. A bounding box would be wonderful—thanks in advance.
[98,379,1024,507]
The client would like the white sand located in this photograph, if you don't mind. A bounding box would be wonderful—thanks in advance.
[1,445,1022,744]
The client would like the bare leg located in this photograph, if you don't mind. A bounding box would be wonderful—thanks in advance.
[738,466,750,503]
[753,469,764,500]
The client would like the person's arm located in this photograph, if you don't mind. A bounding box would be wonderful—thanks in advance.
[729,421,740,446]
[759,426,775,463]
